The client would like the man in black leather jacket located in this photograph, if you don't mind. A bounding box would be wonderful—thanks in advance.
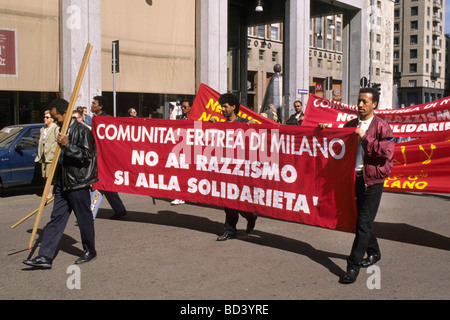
[23,98,98,269]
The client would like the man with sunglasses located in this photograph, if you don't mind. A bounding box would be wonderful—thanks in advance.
[176,99,192,120]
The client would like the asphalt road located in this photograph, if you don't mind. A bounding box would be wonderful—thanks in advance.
[1,185,449,307]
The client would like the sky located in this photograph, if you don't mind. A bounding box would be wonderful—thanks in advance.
[446,0,450,34]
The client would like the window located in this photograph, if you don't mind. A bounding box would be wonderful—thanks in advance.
[410,49,418,59]
[336,22,341,37]
[411,21,418,30]
[394,37,400,45]
[410,63,417,72]
[394,50,399,59]
[326,18,334,34]
[327,38,333,50]
[327,60,332,70]
[257,26,265,38]
[411,7,418,16]
[272,51,278,62]
[376,34,381,43]
[270,25,279,40]
[259,50,264,60]
[409,80,417,87]
[410,35,418,44]
[336,40,342,52]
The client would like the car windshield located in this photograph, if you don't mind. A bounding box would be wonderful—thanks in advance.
[0,126,23,149]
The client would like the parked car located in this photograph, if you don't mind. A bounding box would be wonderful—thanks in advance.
[0,124,45,188]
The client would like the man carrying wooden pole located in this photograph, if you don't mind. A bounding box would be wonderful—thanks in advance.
[23,97,99,269]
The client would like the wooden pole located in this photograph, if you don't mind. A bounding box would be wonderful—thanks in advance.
[11,197,54,229]
[27,43,93,250]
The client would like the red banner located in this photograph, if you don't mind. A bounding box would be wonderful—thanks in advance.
[384,130,450,194]
[303,94,450,137]
[188,83,279,125]
[93,117,359,232]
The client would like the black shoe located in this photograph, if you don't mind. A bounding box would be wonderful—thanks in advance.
[246,214,257,234]
[110,210,127,220]
[216,231,236,241]
[360,254,381,268]
[341,268,359,284]
[75,252,97,264]
[23,255,52,269]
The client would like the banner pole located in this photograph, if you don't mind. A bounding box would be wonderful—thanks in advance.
[11,198,54,229]
[27,43,93,250]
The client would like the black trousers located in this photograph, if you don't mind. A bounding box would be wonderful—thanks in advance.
[224,208,255,232]
[38,177,96,259]
[347,176,384,271]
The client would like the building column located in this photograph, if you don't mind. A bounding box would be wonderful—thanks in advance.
[283,0,310,124]
[341,4,369,105]
[60,0,102,111]
[195,0,228,94]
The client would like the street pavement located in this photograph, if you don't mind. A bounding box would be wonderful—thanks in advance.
[0,185,449,305]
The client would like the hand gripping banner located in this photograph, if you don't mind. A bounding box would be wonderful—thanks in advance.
[93,117,359,232]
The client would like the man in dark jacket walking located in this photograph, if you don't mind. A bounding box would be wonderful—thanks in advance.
[24,98,98,269]
[342,87,395,284]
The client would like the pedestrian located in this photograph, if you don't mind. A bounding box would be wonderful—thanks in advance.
[72,109,87,126]
[169,104,176,120]
[210,93,258,241]
[128,107,138,117]
[23,98,98,269]
[91,95,128,219]
[286,100,304,125]
[262,104,279,123]
[176,99,192,120]
[319,87,395,284]
[35,110,60,201]
[77,106,92,127]
[171,99,193,205]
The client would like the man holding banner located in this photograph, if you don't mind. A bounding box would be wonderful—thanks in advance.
[91,95,128,220]
[23,98,98,268]
[210,93,258,241]
[321,88,395,284]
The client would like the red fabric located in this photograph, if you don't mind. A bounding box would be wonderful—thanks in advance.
[188,83,279,126]
[303,94,450,138]
[385,130,450,193]
[92,116,359,232]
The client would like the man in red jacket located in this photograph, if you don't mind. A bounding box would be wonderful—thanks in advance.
[319,87,395,283]
[342,87,395,284]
